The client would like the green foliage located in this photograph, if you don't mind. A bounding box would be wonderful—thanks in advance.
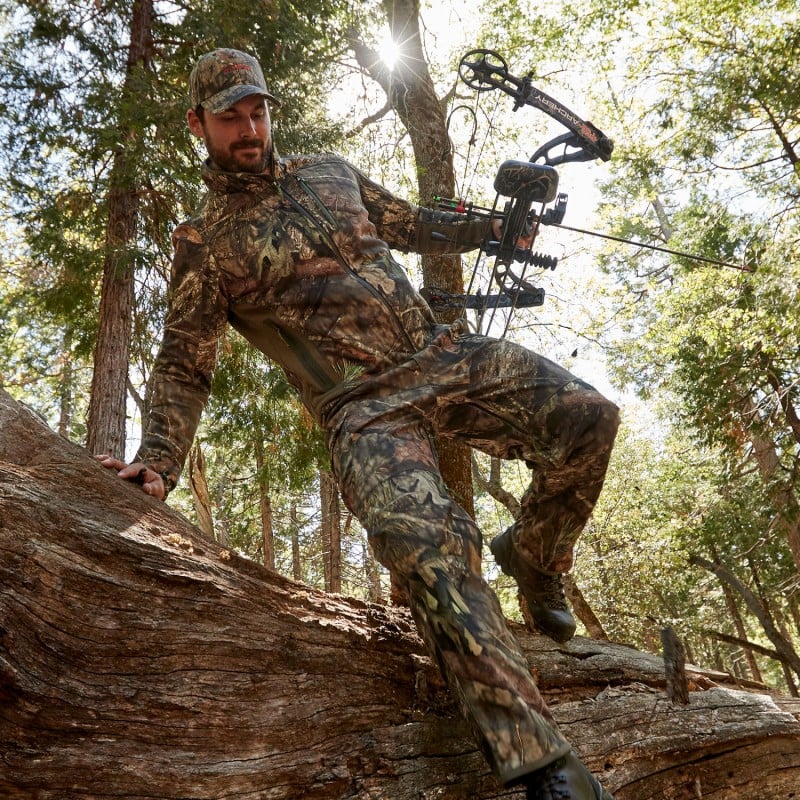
[0,0,351,429]
[0,0,370,593]
[557,0,800,688]
[204,331,327,490]
[445,1,798,690]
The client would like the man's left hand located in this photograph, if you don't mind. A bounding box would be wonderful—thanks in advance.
[491,217,533,249]
[95,454,167,500]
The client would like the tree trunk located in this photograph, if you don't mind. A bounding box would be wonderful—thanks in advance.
[188,441,214,539]
[254,437,275,570]
[85,0,154,456]
[348,0,474,517]
[739,394,800,571]
[712,543,763,684]
[2,388,800,799]
[364,533,384,603]
[564,573,609,641]
[290,501,302,581]
[57,328,75,439]
[661,626,690,705]
[321,468,342,593]
[473,456,522,519]
[690,554,800,690]
[261,487,275,569]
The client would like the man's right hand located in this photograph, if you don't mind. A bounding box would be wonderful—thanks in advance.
[95,454,166,501]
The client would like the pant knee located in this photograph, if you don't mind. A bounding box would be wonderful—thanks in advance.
[594,394,620,449]
[367,504,482,583]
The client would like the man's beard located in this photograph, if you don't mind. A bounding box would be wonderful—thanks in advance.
[206,136,271,173]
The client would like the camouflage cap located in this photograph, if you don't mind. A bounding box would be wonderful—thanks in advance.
[189,48,281,114]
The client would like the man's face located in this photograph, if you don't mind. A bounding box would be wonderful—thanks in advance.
[188,94,272,173]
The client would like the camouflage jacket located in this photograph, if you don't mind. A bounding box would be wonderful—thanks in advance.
[136,153,491,488]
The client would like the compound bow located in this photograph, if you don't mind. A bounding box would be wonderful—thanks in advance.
[424,48,749,337]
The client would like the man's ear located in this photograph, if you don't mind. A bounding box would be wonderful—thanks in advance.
[187,108,204,138]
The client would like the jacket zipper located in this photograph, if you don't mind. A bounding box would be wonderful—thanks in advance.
[291,174,418,352]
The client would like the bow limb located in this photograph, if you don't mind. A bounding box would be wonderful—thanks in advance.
[458,49,614,165]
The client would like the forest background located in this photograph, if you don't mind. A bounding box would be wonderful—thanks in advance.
[0,0,798,697]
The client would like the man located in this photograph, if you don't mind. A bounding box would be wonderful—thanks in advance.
[98,48,619,799]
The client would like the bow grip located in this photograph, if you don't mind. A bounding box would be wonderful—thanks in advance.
[493,159,559,203]
[493,160,559,263]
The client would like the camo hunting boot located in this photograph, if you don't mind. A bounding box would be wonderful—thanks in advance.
[490,529,576,643]
[525,751,616,800]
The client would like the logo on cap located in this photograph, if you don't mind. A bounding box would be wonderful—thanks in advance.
[190,48,280,114]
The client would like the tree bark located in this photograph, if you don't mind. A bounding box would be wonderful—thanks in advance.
[739,394,800,571]
[2,388,800,800]
[188,441,214,539]
[473,456,522,519]
[57,329,75,439]
[564,573,609,641]
[85,0,154,456]
[661,626,690,705]
[712,543,763,684]
[290,501,302,581]
[321,468,342,593]
[364,533,384,603]
[254,436,275,569]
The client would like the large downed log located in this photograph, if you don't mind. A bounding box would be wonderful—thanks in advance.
[1,387,799,799]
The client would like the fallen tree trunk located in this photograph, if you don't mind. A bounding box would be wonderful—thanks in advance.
[1,388,799,799]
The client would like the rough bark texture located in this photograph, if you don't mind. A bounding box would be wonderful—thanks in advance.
[1,388,800,799]
[188,442,214,539]
[85,0,154,456]
[321,468,342,594]
[661,626,690,706]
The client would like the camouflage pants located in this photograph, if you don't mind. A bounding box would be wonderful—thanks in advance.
[325,322,619,784]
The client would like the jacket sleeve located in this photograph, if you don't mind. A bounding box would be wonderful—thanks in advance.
[351,163,491,254]
[134,224,228,493]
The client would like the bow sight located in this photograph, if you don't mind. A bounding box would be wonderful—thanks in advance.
[429,49,614,336]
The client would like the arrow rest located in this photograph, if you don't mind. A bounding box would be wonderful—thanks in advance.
[542,194,568,226]
[434,157,567,336]
[434,48,620,337]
